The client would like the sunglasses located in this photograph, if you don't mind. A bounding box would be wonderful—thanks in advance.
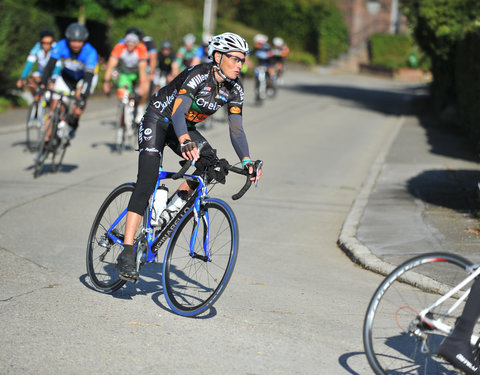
[41,41,53,45]
[224,53,246,64]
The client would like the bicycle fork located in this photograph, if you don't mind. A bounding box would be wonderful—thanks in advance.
[190,198,211,262]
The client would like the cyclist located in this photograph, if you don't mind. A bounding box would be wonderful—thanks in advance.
[175,33,198,71]
[115,32,262,280]
[39,23,99,139]
[437,277,480,374]
[252,33,275,91]
[154,40,179,91]
[191,34,212,66]
[271,37,289,82]
[103,32,149,125]
[17,29,61,95]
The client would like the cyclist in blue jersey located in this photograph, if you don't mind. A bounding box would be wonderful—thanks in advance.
[115,32,262,280]
[39,23,99,139]
[17,29,61,95]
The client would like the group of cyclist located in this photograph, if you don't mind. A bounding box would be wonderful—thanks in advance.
[18,26,290,151]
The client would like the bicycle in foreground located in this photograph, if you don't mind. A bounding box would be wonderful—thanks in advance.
[26,89,50,152]
[114,84,139,153]
[86,147,262,317]
[363,252,480,374]
[33,88,76,178]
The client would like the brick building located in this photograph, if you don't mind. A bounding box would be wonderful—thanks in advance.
[334,0,406,71]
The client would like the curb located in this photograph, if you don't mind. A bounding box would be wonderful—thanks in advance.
[337,115,404,277]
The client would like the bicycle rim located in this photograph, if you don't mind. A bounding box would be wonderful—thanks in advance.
[26,102,42,151]
[86,183,137,293]
[162,199,239,316]
[115,105,125,153]
[364,252,476,374]
[33,114,55,178]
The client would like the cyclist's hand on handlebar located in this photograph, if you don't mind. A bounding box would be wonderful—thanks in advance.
[180,139,200,161]
[242,158,263,184]
[103,81,111,96]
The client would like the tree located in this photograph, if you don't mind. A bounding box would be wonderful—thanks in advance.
[400,0,480,111]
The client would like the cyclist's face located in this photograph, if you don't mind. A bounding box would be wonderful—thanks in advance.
[69,40,84,53]
[218,51,245,80]
[126,42,137,52]
[41,36,54,52]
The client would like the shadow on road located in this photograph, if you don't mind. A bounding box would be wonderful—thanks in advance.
[80,265,218,319]
[408,169,480,212]
[284,81,479,163]
[337,351,366,374]
[284,83,426,116]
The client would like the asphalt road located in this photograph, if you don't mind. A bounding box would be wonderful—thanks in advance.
[0,70,426,374]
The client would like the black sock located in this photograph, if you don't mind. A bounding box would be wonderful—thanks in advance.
[122,244,134,254]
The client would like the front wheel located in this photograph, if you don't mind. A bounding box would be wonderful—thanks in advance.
[26,101,43,152]
[363,252,476,374]
[86,183,137,293]
[162,198,239,317]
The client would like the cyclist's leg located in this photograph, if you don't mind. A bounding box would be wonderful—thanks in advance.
[116,111,167,277]
[438,276,480,374]
[53,76,77,137]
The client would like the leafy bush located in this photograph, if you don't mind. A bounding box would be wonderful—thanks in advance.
[369,33,414,68]
[234,0,348,64]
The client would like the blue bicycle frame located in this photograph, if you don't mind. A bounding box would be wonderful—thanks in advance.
[104,168,210,264]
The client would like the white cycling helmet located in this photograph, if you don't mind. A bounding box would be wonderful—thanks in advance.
[273,37,284,47]
[208,32,249,59]
[183,33,196,45]
[253,33,268,44]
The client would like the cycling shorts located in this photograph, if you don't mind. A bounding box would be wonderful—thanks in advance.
[52,74,98,100]
[117,72,139,95]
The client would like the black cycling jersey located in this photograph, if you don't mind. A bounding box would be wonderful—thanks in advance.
[140,62,249,158]
[157,51,176,73]
[150,63,244,124]
[128,62,251,216]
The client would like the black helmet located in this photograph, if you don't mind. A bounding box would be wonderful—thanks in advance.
[161,40,172,49]
[124,27,144,39]
[39,29,55,40]
[65,23,89,42]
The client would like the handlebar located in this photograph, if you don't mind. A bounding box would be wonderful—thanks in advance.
[171,148,263,200]
[230,160,263,200]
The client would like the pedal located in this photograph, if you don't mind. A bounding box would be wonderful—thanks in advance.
[119,272,139,283]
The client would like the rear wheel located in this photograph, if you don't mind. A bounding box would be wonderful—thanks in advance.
[86,183,140,293]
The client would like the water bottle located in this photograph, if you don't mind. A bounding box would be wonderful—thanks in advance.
[159,190,189,225]
[151,186,169,227]
[57,119,67,138]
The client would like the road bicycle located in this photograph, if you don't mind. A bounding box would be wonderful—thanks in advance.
[254,65,269,105]
[114,84,139,153]
[363,252,480,374]
[26,90,50,152]
[86,146,262,317]
[33,89,76,178]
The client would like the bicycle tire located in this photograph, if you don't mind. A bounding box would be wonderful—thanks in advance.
[26,101,42,152]
[50,110,68,173]
[33,111,57,178]
[162,198,239,317]
[363,252,476,375]
[114,103,125,154]
[86,183,137,293]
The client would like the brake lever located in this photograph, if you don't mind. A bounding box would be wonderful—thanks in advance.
[191,140,207,168]
[254,160,263,188]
